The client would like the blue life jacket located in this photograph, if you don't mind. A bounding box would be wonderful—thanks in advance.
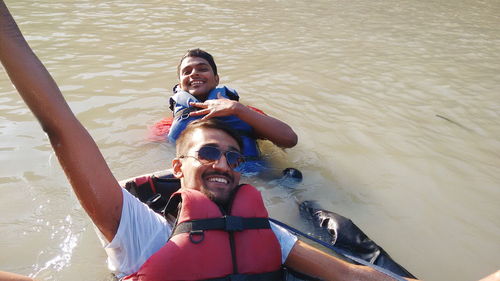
[167,85,261,161]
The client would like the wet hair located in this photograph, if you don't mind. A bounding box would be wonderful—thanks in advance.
[175,119,243,156]
[177,48,218,78]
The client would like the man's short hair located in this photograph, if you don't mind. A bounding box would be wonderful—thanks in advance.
[177,48,218,78]
[175,119,244,156]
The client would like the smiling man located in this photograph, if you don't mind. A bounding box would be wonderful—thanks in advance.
[177,53,220,98]
[116,119,294,280]
[0,2,418,280]
[173,120,242,205]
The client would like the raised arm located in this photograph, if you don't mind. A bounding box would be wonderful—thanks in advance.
[285,241,419,281]
[189,96,298,148]
[0,1,122,241]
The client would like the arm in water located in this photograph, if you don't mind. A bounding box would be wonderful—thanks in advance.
[0,271,36,281]
[0,0,122,242]
[285,241,419,281]
[189,93,298,148]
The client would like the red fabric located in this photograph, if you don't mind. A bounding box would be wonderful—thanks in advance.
[125,185,281,281]
[247,106,267,116]
[147,177,156,194]
[134,176,150,186]
[147,117,173,142]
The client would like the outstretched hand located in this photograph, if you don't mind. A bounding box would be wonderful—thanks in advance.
[188,93,240,120]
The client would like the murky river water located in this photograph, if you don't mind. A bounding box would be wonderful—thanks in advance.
[1,0,499,280]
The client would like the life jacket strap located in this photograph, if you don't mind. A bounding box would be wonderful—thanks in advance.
[203,269,283,281]
[172,216,270,236]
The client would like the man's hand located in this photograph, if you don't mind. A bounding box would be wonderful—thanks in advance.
[188,93,240,120]
[187,92,297,148]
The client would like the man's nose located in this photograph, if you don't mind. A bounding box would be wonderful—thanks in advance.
[211,154,230,171]
[190,68,202,76]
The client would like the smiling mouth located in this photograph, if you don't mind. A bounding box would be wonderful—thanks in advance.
[204,171,233,186]
[207,176,228,184]
[190,80,205,86]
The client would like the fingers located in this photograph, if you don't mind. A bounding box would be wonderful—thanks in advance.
[189,108,214,120]
[200,112,214,120]
[189,101,207,108]
[189,108,210,117]
[187,98,236,119]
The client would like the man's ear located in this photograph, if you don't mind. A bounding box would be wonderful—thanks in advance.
[172,158,183,178]
[215,74,219,86]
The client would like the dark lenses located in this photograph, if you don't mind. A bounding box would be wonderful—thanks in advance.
[197,146,244,169]
[197,146,221,162]
[225,151,245,169]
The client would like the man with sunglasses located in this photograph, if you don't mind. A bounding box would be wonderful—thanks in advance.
[0,2,418,280]
[113,119,294,280]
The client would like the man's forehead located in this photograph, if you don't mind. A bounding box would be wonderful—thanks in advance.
[188,128,240,151]
[180,57,210,69]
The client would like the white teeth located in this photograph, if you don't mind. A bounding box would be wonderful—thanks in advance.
[191,81,204,85]
[208,177,228,184]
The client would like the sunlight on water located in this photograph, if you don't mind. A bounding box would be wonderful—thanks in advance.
[0,0,499,280]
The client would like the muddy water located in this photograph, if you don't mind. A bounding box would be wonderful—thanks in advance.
[1,0,499,280]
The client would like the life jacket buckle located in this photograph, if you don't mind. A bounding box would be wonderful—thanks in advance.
[180,111,191,120]
[189,230,205,244]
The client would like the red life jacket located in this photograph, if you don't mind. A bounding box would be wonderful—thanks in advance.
[124,184,282,281]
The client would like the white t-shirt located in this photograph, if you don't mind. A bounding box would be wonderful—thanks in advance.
[97,188,298,279]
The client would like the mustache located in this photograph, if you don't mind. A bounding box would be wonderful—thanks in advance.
[203,171,234,182]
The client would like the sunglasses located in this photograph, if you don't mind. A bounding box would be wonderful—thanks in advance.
[179,146,245,170]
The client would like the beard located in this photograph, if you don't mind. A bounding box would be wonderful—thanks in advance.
[201,184,238,211]
[200,170,237,207]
